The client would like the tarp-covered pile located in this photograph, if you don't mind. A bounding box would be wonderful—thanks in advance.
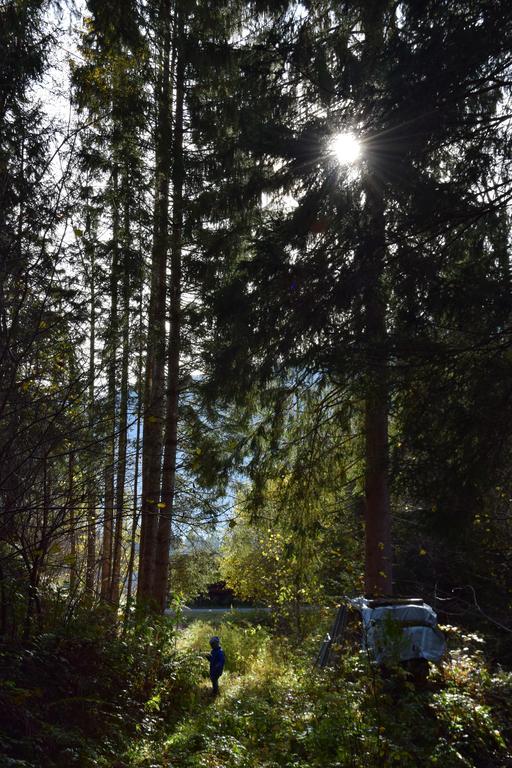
[349,598,446,663]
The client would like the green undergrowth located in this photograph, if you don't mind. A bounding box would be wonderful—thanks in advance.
[1,612,511,768]
[0,609,202,768]
[127,619,512,768]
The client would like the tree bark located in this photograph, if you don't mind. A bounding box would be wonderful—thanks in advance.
[138,0,174,605]
[126,263,144,614]
[110,190,131,607]
[361,1,393,597]
[85,211,97,598]
[100,166,119,602]
[126,350,142,611]
[68,450,77,593]
[154,17,184,612]
[362,184,392,596]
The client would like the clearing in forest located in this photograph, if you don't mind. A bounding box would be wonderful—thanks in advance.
[126,618,512,768]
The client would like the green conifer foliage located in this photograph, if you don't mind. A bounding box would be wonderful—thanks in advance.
[192,0,512,595]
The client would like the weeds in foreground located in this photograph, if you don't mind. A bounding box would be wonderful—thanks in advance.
[127,619,512,768]
[1,612,510,767]
[0,609,202,767]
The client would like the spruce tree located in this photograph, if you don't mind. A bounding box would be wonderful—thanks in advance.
[192,0,512,597]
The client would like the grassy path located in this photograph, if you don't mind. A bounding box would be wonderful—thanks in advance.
[126,619,325,768]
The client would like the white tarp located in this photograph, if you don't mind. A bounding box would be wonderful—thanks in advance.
[349,598,446,663]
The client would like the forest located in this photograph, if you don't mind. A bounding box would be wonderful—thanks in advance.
[1,0,512,766]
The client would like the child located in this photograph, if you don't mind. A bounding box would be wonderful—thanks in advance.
[206,636,225,696]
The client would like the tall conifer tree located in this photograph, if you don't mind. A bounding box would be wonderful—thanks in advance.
[192,0,512,596]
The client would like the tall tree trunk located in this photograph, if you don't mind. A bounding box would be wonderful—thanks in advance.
[362,178,392,596]
[138,0,174,605]
[68,450,77,593]
[0,562,7,637]
[155,19,184,612]
[101,465,115,600]
[361,1,392,597]
[101,166,119,602]
[126,280,144,613]
[110,192,131,607]
[85,213,97,597]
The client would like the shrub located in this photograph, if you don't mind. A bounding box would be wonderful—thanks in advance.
[0,610,202,767]
[180,619,272,675]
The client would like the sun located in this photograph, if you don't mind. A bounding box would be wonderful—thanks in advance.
[329,132,362,165]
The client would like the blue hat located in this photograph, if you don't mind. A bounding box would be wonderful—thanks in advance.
[209,636,220,647]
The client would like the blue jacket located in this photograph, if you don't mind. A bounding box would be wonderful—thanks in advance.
[209,646,225,679]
